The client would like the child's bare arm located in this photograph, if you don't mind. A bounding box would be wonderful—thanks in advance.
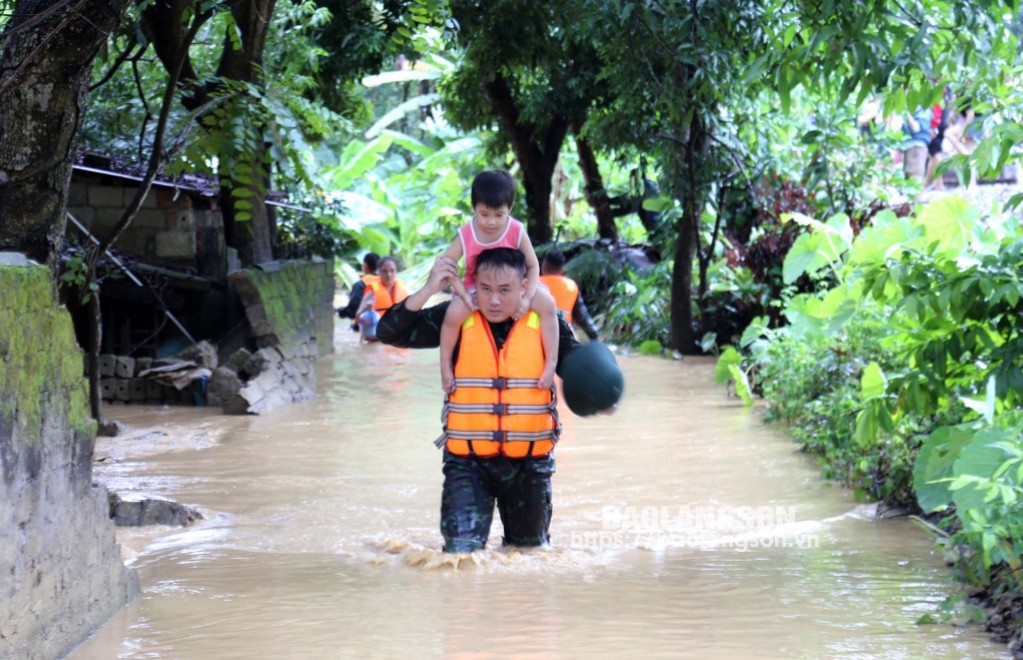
[441,236,473,308]
[355,289,374,316]
[518,231,541,302]
[441,237,464,264]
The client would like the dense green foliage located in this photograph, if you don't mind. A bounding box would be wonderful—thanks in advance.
[11,0,1020,642]
[719,194,1023,622]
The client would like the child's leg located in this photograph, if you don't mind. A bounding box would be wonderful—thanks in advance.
[358,310,380,343]
[440,297,473,393]
[530,288,559,390]
[449,277,475,310]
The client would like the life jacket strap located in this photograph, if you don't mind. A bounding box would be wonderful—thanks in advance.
[444,429,557,442]
[444,402,556,415]
[452,377,540,390]
[437,386,561,451]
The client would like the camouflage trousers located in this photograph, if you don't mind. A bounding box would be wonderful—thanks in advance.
[440,451,556,553]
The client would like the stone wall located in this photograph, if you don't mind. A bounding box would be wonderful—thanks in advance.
[224,259,335,414]
[0,264,138,658]
[230,259,335,355]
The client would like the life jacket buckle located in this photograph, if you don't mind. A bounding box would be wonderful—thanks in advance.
[492,430,506,442]
[492,403,508,415]
[492,377,507,390]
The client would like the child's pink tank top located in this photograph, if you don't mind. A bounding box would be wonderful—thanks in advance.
[458,218,524,288]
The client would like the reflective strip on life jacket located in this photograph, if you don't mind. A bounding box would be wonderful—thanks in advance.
[451,377,540,389]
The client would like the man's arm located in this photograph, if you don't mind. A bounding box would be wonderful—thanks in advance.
[517,231,542,304]
[554,312,582,375]
[377,300,450,348]
[378,256,581,360]
[572,295,600,341]
[377,256,459,348]
[337,280,365,319]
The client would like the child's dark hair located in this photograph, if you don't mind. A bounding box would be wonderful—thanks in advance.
[363,252,380,271]
[542,250,566,270]
[471,170,516,209]
[475,247,526,278]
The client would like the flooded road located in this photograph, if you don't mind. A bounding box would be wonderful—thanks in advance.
[70,323,1008,658]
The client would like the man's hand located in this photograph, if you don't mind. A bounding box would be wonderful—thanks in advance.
[428,255,459,292]
[406,256,459,312]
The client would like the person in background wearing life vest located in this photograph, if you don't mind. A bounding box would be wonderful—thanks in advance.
[539,251,600,342]
[355,256,407,343]
[337,252,380,331]
[377,248,610,553]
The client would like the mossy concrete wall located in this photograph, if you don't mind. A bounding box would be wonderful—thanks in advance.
[229,258,335,356]
[224,259,334,414]
[0,264,138,658]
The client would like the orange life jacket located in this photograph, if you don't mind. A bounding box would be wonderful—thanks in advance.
[366,279,407,311]
[360,273,380,286]
[540,274,579,323]
[439,311,560,458]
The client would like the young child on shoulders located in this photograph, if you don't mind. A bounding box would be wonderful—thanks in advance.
[438,170,558,393]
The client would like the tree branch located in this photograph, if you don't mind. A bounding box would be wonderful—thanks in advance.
[92,7,210,261]
[88,37,144,92]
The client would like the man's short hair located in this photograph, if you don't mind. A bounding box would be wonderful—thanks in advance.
[542,250,566,271]
[471,170,516,209]
[363,252,380,271]
[475,247,526,279]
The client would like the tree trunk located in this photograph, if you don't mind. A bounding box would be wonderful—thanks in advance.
[0,0,132,263]
[215,0,276,266]
[669,115,707,355]
[87,292,103,421]
[143,0,277,266]
[670,199,699,353]
[571,119,617,242]
[482,74,568,246]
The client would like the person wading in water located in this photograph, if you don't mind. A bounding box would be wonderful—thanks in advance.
[377,248,621,552]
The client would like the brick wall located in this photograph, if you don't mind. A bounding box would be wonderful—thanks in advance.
[67,177,224,271]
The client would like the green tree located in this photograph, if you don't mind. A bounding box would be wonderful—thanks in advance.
[83,0,447,266]
[0,0,132,262]
[589,0,1018,353]
[441,0,611,245]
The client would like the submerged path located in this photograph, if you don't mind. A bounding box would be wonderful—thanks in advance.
[70,323,1008,657]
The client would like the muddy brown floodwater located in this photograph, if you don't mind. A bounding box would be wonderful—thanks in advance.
[69,323,1009,658]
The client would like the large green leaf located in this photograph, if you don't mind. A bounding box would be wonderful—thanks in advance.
[913,425,975,512]
[334,192,394,229]
[378,129,434,157]
[783,231,824,284]
[951,428,1014,511]
[781,213,852,284]
[365,94,441,138]
[860,362,886,400]
[917,195,981,255]
[716,346,742,384]
[328,136,394,189]
[847,211,920,266]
